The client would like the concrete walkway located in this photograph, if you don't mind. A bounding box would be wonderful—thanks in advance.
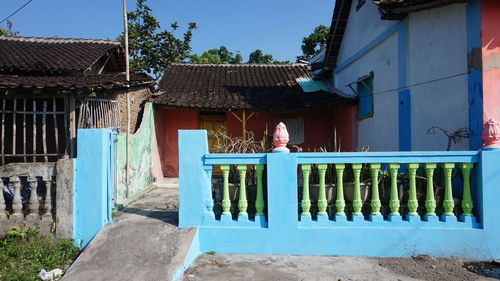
[62,185,499,281]
[63,186,195,281]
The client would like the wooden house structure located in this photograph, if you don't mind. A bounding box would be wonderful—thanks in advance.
[0,36,154,165]
[154,63,357,177]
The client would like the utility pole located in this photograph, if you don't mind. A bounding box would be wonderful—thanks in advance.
[122,0,131,198]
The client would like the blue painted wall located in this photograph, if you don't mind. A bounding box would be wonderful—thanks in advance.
[467,0,483,150]
[398,19,411,151]
[179,130,500,259]
[73,129,115,248]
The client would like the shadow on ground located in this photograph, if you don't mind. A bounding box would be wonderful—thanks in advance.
[120,208,178,225]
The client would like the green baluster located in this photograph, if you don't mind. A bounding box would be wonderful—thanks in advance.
[237,165,248,216]
[460,163,474,216]
[370,163,381,215]
[301,164,312,216]
[255,164,265,216]
[221,165,231,215]
[424,163,437,216]
[442,163,455,216]
[407,163,419,216]
[335,164,346,215]
[352,164,363,215]
[388,163,400,215]
[317,164,328,215]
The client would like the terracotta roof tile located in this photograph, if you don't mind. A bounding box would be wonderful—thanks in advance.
[0,36,154,90]
[0,36,123,74]
[155,63,355,111]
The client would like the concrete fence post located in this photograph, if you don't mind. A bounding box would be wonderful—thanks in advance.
[178,130,212,227]
[267,122,298,251]
[73,129,115,248]
[479,148,500,258]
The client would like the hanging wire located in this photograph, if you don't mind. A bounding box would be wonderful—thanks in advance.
[350,71,469,98]
[0,0,35,24]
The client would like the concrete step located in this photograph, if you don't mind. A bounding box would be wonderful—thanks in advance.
[153,177,179,189]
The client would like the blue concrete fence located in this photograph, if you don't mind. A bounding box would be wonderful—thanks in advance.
[179,130,500,259]
[73,129,115,247]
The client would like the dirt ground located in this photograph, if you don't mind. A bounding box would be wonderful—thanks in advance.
[184,254,500,281]
[378,255,500,281]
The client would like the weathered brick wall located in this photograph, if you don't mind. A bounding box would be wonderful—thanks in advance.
[114,86,153,133]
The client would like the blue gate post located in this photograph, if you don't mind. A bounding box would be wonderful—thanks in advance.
[266,122,299,253]
[73,129,115,248]
[267,152,298,253]
[479,148,500,258]
[178,130,214,227]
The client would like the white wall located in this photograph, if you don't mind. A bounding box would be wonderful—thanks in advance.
[336,1,399,151]
[408,4,469,151]
[333,1,469,151]
[337,1,396,61]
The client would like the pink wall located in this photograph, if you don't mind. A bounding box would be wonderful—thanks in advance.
[227,108,357,152]
[482,1,500,127]
[155,107,357,177]
[155,108,198,177]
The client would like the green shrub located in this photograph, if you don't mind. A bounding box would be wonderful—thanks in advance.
[0,226,80,281]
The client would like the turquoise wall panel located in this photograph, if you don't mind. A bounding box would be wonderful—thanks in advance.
[73,129,114,248]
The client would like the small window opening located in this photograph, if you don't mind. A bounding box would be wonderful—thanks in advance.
[357,73,374,119]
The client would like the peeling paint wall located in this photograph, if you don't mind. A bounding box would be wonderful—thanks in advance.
[115,102,155,206]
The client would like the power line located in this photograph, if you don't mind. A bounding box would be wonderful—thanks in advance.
[347,71,469,98]
[0,0,34,25]
[371,71,469,97]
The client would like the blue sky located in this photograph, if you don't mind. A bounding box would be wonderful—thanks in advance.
[1,0,335,62]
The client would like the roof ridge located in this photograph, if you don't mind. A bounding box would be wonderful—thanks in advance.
[0,36,120,45]
[170,63,307,67]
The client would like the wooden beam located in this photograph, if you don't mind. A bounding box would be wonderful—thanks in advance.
[53,98,59,155]
[1,99,5,165]
[42,101,48,162]
[33,100,37,162]
[230,110,256,141]
[63,94,69,157]
[68,94,76,158]
[12,99,16,155]
[23,99,26,162]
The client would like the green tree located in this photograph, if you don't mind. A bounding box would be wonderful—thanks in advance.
[188,46,243,64]
[120,0,197,80]
[297,24,330,61]
[0,20,18,36]
[248,49,273,64]
[248,49,289,64]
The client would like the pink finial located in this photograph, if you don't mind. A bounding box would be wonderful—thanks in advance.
[482,119,500,148]
[273,122,289,153]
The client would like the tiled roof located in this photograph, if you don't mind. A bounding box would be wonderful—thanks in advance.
[0,36,124,74]
[321,0,353,70]
[373,0,470,20]
[155,63,355,111]
[0,36,154,90]
[0,73,152,90]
